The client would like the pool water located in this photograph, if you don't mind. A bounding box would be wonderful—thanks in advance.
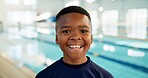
[0,33,148,78]
[27,34,148,78]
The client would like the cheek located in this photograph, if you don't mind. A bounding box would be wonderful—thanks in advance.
[88,39,92,45]
[58,35,68,43]
[85,36,92,43]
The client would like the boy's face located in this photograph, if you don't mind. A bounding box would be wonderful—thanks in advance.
[56,13,92,61]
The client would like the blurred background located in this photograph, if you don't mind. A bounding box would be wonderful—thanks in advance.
[0,0,148,78]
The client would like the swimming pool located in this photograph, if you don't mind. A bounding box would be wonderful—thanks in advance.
[0,32,147,78]
[24,33,148,78]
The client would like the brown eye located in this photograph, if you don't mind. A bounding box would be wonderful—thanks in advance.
[62,30,70,33]
[81,30,88,33]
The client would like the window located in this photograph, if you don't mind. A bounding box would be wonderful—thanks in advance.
[126,9,147,39]
[65,0,79,7]
[5,0,20,5]
[23,0,36,6]
[90,10,99,34]
[102,10,118,36]
[6,11,36,25]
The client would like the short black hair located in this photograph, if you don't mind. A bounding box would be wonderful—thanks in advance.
[56,6,91,22]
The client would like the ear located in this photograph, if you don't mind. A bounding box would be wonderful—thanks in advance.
[56,35,59,44]
[91,35,93,44]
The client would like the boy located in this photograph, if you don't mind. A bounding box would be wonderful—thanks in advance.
[35,6,113,78]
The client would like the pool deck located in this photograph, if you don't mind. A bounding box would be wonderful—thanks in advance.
[0,54,35,78]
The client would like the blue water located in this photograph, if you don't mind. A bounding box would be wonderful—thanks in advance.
[23,33,148,78]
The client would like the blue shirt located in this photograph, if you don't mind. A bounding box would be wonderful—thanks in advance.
[35,57,113,78]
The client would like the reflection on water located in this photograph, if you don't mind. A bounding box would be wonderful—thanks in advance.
[6,41,54,68]
[8,45,23,60]
[21,27,38,38]
[103,44,116,52]
[26,43,39,57]
[7,27,38,39]
[128,49,145,57]
[8,34,22,39]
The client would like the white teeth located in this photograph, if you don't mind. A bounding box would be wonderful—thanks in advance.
[69,45,82,48]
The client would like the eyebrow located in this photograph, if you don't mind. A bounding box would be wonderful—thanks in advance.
[79,25,90,29]
[59,25,91,29]
[60,25,71,29]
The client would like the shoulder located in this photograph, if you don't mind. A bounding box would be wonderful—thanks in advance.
[35,59,61,78]
[91,60,114,78]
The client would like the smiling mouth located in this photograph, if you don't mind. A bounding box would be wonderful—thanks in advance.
[68,45,83,49]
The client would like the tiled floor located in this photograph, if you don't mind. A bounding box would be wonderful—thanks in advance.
[0,55,35,78]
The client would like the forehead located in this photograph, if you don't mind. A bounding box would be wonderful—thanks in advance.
[56,13,91,28]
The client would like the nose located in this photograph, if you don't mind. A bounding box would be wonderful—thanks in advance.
[69,31,82,40]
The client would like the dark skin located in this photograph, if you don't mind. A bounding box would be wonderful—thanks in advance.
[56,13,93,65]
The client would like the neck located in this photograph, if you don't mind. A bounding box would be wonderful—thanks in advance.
[63,56,87,65]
